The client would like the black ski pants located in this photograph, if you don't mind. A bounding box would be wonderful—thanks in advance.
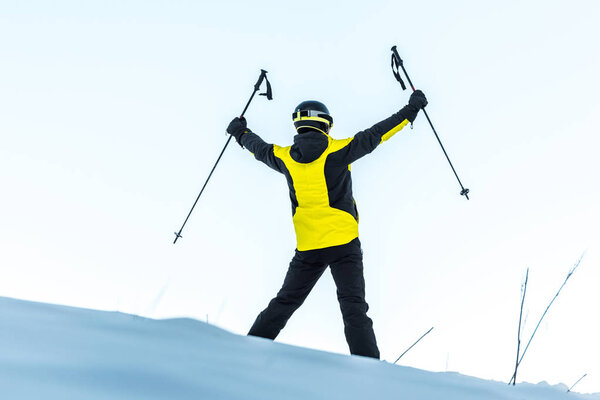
[248,238,379,359]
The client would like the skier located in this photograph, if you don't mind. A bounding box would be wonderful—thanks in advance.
[226,90,428,359]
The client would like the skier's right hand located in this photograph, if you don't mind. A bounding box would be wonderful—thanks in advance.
[408,90,428,110]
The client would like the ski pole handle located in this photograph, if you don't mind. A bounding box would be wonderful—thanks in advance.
[391,46,415,91]
[239,69,272,118]
[254,69,268,91]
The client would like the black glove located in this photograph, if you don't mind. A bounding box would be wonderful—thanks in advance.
[226,117,250,146]
[408,90,428,110]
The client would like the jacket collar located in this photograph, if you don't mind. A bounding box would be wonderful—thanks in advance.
[290,129,330,163]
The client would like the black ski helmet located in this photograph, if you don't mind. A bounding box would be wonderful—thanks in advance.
[292,100,333,134]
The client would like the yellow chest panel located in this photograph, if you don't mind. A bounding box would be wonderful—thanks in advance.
[273,137,358,251]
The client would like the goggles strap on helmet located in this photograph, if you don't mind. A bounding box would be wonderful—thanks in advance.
[292,110,333,128]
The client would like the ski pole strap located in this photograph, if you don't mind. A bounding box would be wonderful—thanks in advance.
[255,69,273,100]
[261,74,273,99]
[391,52,407,90]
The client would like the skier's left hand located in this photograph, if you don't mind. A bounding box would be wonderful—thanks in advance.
[227,117,247,138]
[227,117,252,148]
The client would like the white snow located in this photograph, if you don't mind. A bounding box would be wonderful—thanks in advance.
[1,296,598,400]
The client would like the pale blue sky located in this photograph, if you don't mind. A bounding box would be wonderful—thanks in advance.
[1,0,599,393]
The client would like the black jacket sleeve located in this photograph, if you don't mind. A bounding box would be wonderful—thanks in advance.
[335,104,419,165]
[239,130,283,173]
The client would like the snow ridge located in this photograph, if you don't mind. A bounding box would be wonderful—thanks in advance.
[0,296,598,400]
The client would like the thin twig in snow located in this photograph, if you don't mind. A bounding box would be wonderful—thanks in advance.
[510,268,529,385]
[394,327,434,364]
[509,252,586,385]
[567,373,588,393]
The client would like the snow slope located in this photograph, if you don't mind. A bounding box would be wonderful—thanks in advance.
[0,296,597,400]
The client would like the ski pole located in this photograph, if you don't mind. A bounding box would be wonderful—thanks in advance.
[173,69,273,244]
[390,46,470,200]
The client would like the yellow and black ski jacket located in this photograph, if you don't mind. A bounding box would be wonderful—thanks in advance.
[239,104,418,251]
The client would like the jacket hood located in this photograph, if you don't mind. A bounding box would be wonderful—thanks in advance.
[289,130,330,163]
